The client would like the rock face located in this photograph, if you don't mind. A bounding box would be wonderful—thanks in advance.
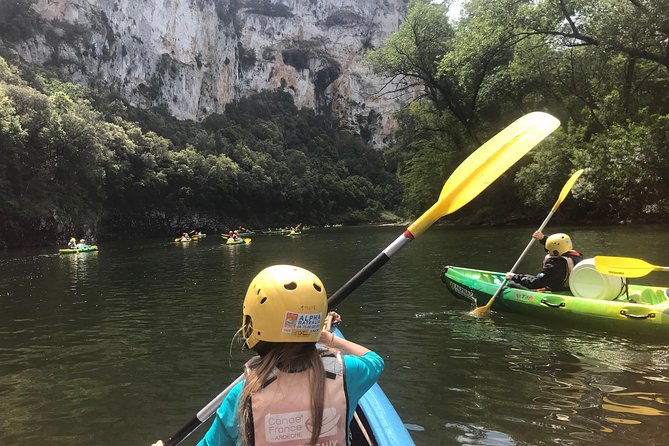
[1,0,409,147]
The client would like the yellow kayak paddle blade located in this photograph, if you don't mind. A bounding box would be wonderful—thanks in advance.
[408,112,560,237]
[594,256,669,278]
[553,169,584,212]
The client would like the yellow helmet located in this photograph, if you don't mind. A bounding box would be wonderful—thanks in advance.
[242,265,327,349]
[545,233,573,256]
[69,237,76,243]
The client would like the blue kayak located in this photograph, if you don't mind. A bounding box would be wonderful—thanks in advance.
[334,327,415,445]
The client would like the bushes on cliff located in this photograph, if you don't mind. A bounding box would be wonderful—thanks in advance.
[0,57,398,245]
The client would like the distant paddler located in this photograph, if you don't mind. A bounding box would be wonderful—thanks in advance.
[175,232,192,242]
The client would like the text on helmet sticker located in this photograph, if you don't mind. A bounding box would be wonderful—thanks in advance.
[282,312,322,335]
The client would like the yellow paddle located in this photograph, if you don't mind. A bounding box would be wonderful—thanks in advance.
[328,112,561,307]
[594,256,669,278]
[161,111,561,446]
[470,168,585,316]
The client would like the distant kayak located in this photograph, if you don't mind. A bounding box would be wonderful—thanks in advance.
[260,228,291,235]
[287,231,303,236]
[226,238,251,245]
[174,237,196,242]
[59,245,98,254]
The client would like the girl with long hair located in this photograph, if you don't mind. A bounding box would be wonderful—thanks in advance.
[153,264,383,446]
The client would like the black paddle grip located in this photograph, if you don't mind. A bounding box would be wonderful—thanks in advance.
[327,252,390,309]
[166,415,201,446]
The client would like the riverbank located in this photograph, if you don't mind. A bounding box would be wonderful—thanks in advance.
[3,213,666,250]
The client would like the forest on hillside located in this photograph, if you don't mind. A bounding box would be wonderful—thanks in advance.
[370,0,668,223]
[0,57,400,247]
[1,0,667,248]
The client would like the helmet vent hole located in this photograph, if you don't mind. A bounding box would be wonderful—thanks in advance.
[256,288,261,295]
[260,297,267,304]
[284,282,297,290]
[313,283,322,292]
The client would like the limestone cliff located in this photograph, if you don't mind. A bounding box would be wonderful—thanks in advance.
[0,0,410,146]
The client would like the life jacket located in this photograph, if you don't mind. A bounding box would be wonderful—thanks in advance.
[543,250,582,289]
[249,352,348,446]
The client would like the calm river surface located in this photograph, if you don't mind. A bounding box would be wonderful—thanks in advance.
[1,225,668,446]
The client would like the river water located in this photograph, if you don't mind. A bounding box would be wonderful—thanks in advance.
[0,225,668,446]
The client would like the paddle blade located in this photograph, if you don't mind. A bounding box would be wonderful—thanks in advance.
[594,256,657,278]
[408,112,560,237]
[552,169,584,212]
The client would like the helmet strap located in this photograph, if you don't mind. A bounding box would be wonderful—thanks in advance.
[252,341,272,356]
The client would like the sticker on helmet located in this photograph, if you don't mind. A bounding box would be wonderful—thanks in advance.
[282,312,322,334]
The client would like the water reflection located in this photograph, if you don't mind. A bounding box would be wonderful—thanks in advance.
[60,251,98,293]
[494,327,669,442]
[444,422,516,445]
[0,226,668,446]
[603,391,669,417]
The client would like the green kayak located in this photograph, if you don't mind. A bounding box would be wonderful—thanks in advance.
[59,245,99,254]
[441,264,669,335]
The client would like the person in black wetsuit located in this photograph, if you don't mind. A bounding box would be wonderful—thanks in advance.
[505,231,583,291]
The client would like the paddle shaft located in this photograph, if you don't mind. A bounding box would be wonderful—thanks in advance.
[475,168,583,313]
[165,375,244,446]
[481,210,555,310]
[328,231,413,308]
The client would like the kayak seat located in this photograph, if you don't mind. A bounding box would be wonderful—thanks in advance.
[638,288,667,305]
[481,273,498,285]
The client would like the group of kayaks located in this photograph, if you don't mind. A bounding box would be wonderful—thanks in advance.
[176,229,302,245]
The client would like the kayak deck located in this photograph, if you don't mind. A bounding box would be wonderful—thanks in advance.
[225,238,251,245]
[59,246,98,254]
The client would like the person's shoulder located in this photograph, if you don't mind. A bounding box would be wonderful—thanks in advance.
[343,352,384,404]
[215,378,245,417]
[544,256,564,265]
[344,351,384,374]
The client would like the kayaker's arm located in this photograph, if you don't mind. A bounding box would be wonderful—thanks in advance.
[319,329,370,357]
[509,272,550,289]
[508,257,568,290]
